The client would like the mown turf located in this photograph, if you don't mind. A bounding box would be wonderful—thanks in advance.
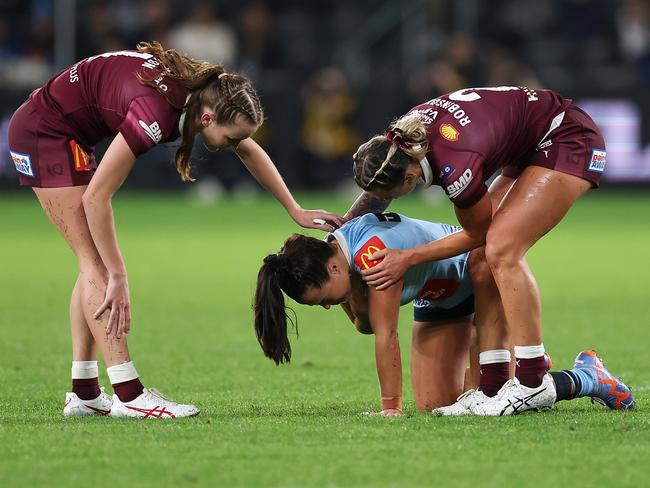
[1,189,648,487]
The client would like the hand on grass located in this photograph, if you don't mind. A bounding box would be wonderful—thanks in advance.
[363,409,403,417]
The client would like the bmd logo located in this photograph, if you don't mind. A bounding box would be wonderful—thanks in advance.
[446,169,473,198]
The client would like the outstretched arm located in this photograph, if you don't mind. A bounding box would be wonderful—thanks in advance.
[235,138,342,231]
[362,192,493,289]
[343,191,391,221]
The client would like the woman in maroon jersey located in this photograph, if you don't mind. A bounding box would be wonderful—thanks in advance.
[345,86,606,415]
[7,42,340,419]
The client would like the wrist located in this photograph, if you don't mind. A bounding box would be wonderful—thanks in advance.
[381,395,402,411]
[406,249,418,267]
[109,268,127,280]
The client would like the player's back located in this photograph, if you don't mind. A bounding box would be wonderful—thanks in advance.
[30,51,186,151]
[331,213,472,308]
[411,86,572,182]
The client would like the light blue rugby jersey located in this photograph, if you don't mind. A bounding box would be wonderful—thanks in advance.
[330,213,473,308]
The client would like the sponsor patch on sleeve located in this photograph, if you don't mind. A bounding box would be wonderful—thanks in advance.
[353,236,387,270]
[445,168,473,198]
[417,279,460,301]
[10,150,35,178]
[588,149,606,173]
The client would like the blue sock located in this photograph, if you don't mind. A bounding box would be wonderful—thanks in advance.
[571,367,595,397]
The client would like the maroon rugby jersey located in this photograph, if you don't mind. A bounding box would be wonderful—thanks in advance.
[408,87,572,208]
[29,50,188,156]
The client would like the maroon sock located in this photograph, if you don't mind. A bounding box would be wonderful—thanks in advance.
[479,362,510,397]
[515,356,548,388]
[113,378,144,403]
[72,377,101,400]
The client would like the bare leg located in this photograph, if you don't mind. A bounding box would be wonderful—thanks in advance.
[463,325,480,391]
[70,274,96,361]
[484,166,591,346]
[33,186,131,367]
[410,317,472,411]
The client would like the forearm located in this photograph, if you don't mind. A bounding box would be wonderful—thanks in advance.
[409,229,485,266]
[374,332,403,410]
[236,140,299,215]
[82,196,126,276]
[344,192,391,220]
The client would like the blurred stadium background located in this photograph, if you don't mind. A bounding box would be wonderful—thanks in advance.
[2,3,649,486]
[1,0,650,192]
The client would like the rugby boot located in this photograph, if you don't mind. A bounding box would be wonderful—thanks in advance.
[64,387,112,417]
[432,389,491,416]
[471,374,557,416]
[573,350,635,410]
[110,387,200,419]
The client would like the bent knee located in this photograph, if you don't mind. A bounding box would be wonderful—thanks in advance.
[484,232,527,272]
[468,248,493,286]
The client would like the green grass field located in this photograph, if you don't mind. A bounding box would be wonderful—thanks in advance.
[1,190,649,487]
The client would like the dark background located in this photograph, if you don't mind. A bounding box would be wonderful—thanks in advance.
[1,0,649,191]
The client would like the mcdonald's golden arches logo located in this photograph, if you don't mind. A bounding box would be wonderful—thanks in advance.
[354,236,387,270]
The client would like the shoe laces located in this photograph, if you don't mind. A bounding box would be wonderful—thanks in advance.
[455,389,476,402]
[495,378,520,399]
[145,388,172,403]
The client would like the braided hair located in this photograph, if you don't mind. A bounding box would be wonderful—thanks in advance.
[135,41,264,181]
[353,113,429,192]
[254,234,335,365]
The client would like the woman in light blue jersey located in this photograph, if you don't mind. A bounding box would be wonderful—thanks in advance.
[254,212,479,414]
[254,212,635,415]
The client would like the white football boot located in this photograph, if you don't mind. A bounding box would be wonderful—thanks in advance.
[471,374,557,416]
[432,389,492,416]
[64,387,112,417]
[110,388,200,419]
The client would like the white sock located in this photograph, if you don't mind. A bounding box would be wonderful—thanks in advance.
[479,349,511,365]
[514,344,545,359]
[71,360,99,379]
[106,361,139,384]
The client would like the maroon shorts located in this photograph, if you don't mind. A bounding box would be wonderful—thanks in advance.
[7,100,96,187]
[502,104,606,187]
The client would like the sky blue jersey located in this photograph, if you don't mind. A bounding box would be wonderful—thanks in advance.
[330,213,472,308]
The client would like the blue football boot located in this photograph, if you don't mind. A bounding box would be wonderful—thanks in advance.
[573,350,635,410]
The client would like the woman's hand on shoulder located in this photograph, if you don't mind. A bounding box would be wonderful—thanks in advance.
[361,248,412,290]
[290,207,343,232]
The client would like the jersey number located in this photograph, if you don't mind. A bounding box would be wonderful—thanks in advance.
[373,212,401,222]
[448,86,520,102]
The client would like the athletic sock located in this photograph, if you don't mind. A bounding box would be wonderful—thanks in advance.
[71,360,101,400]
[514,344,548,388]
[550,370,583,402]
[569,367,594,397]
[479,349,511,397]
[107,361,144,402]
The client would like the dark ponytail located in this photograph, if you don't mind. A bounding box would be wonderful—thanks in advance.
[254,235,336,365]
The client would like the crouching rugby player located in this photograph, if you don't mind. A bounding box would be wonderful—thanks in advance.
[254,213,635,415]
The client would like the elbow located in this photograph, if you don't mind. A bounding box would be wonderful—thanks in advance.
[81,190,109,211]
[467,230,487,248]
[375,329,399,344]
